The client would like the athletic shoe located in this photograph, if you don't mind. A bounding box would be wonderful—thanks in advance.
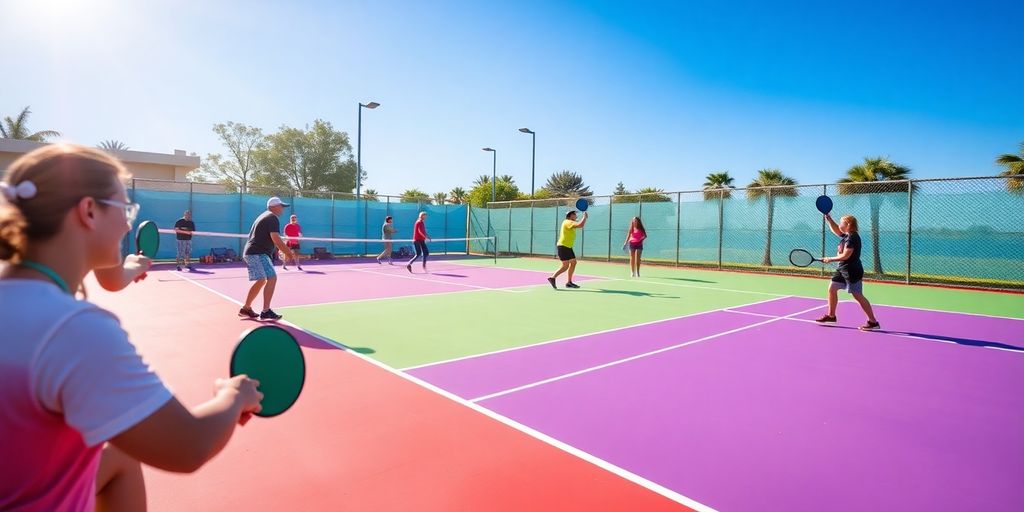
[547,277,557,289]
[260,309,283,321]
[376,258,382,265]
[186,264,194,271]
[176,265,182,272]
[815,315,837,323]
[238,307,258,319]
[297,265,303,271]
[406,264,413,273]
[859,321,881,331]
[566,282,580,289]
[282,265,288,270]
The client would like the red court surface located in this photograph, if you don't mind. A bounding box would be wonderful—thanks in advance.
[88,275,692,511]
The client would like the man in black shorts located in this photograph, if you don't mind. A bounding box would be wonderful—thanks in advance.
[173,210,195,271]
[548,210,588,289]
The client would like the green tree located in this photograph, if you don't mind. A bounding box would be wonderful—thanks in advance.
[363,188,380,201]
[255,119,357,193]
[448,187,468,204]
[746,169,798,266]
[837,157,912,274]
[400,188,430,203]
[98,140,130,152]
[473,174,491,186]
[191,122,266,193]
[703,171,735,200]
[1,106,60,141]
[467,177,522,207]
[540,170,592,198]
[432,192,448,205]
[996,141,1024,194]
[635,187,672,202]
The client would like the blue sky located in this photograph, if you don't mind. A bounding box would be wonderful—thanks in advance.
[2,0,1021,197]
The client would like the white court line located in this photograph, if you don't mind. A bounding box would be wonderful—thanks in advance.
[278,282,551,309]
[351,267,529,293]
[469,304,825,403]
[609,277,786,297]
[401,294,794,371]
[168,267,720,510]
[723,308,1024,355]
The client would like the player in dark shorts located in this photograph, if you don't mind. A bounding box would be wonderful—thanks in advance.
[816,214,880,330]
[548,210,588,289]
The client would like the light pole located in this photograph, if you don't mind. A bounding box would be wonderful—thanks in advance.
[518,128,535,198]
[356,101,379,199]
[482,147,496,202]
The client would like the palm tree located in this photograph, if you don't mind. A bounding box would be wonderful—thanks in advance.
[432,192,448,205]
[1,106,60,141]
[498,174,516,184]
[98,140,130,152]
[473,175,491,186]
[400,188,430,204]
[449,187,467,204]
[837,157,912,274]
[363,188,379,201]
[635,187,672,202]
[996,141,1024,194]
[542,170,592,198]
[746,169,798,266]
[702,171,735,200]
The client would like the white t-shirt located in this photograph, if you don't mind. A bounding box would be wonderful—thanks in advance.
[0,279,173,511]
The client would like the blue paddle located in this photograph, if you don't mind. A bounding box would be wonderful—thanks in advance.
[815,195,833,215]
[575,198,589,212]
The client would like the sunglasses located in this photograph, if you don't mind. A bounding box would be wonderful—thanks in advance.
[97,198,141,225]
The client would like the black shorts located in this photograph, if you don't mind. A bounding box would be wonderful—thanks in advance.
[287,243,300,251]
[556,245,576,261]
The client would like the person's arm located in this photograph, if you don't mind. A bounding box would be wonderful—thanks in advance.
[824,215,842,237]
[823,247,854,264]
[93,254,152,291]
[574,212,589,228]
[270,232,291,254]
[110,376,262,473]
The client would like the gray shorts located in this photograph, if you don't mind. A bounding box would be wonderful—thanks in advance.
[244,254,276,281]
[176,240,192,261]
[829,279,863,294]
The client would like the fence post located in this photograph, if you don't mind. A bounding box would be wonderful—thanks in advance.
[675,192,681,267]
[444,203,449,256]
[529,201,535,256]
[189,182,194,212]
[906,180,913,284]
[554,205,559,256]
[238,190,244,256]
[821,185,827,277]
[508,202,513,255]
[363,197,369,257]
[717,189,724,270]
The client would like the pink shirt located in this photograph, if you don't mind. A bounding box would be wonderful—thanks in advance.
[413,220,428,241]
[0,280,172,511]
[628,227,647,244]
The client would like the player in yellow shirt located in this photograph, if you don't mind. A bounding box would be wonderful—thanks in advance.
[547,210,588,289]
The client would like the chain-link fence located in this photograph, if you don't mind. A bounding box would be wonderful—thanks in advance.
[129,179,470,260]
[473,176,1024,291]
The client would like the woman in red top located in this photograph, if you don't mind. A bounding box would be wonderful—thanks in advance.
[621,216,647,277]
[282,214,303,271]
[405,212,431,273]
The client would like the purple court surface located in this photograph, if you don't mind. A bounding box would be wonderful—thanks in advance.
[409,296,1024,512]
[160,259,593,307]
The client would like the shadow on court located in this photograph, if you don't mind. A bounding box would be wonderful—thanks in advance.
[660,277,716,283]
[431,273,468,278]
[822,325,1024,352]
[570,288,678,299]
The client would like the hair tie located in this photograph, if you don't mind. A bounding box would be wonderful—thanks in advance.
[0,181,38,202]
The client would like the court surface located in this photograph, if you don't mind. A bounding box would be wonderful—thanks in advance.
[89,255,1024,511]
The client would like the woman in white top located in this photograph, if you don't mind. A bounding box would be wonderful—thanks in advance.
[0,144,263,511]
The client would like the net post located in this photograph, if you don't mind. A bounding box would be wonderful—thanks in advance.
[906,180,913,284]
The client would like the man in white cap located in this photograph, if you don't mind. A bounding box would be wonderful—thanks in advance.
[238,196,294,320]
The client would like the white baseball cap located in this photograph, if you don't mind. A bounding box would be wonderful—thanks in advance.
[267,196,290,208]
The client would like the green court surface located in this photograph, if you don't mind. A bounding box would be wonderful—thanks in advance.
[281,257,1024,368]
